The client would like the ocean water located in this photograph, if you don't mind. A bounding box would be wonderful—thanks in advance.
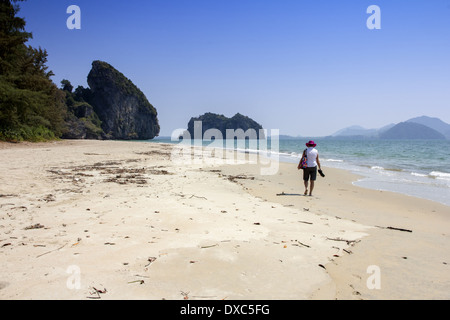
[274,139,450,207]
[151,137,450,207]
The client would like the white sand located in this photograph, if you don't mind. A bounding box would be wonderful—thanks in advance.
[218,161,450,300]
[1,140,448,300]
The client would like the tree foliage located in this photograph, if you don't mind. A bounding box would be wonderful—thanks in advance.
[0,0,64,142]
[60,79,104,140]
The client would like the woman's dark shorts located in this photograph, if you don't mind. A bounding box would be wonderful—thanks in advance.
[303,166,317,181]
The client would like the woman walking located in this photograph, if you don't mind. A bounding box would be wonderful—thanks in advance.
[300,140,322,196]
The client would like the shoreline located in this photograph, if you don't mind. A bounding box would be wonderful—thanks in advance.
[151,139,450,208]
[1,140,449,300]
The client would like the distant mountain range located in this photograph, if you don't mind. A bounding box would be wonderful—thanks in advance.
[329,116,450,140]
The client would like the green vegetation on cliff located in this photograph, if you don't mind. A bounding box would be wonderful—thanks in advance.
[60,79,104,140]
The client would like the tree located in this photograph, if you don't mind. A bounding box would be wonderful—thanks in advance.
[0,0,64,141]
[61,79,73,93]
[0,0,32,76]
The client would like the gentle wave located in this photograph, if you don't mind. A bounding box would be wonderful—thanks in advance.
[411,172,428,177]
[429,171,450,181]
[323,159,344,162]
[371,166,404,172]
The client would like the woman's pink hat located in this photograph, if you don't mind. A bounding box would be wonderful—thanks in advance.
[306,140,317,147]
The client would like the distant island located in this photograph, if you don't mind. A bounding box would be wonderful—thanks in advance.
[379,122,446,140]
[186,113,265,139]
[327,116,450,140]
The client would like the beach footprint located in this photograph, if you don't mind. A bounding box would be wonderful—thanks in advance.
[0,281,9,290]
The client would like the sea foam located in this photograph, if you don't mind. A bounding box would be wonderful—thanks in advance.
[429,171,450,181]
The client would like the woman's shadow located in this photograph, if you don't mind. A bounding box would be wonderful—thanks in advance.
[276,192,303,196]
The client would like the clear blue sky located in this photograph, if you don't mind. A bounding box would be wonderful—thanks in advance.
[19,0,450,137]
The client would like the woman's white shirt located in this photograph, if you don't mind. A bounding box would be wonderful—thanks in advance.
[306,147,318,168]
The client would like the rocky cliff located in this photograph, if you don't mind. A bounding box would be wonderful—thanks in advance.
[86,61,160,140]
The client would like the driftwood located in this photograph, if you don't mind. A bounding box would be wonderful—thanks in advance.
[174,193,207,200]
[87,287,107,299]
[25,223,45,230]
[36,243,67,258]
[189,194,208,200]
[144,257,157,267]
[326,237,360,245]
[376,226,413,233]
[227,175,255,183]
[386,226,413,233]
[201,244,218,249]
[294,241,310,248]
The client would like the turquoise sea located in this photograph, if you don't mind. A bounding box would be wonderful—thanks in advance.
[274,139,450,207]
[151,137,450,207]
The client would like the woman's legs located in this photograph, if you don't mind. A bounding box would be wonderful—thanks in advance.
[309,180,315,196]
[304,180,315,196]
[303,167,317,196]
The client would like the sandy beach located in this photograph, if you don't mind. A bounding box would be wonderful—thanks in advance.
[0,140,449,300]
